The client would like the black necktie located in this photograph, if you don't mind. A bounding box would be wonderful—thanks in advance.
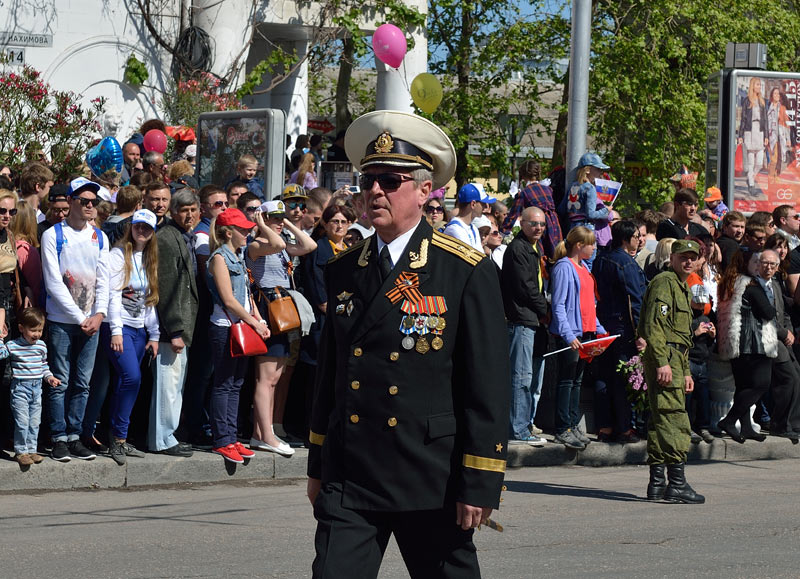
[379,245,393,281]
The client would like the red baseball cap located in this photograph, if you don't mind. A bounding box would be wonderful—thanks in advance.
[215,208,256,229]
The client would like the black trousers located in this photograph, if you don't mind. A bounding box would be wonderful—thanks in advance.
[312,483,480,579]
[770,359,800,432]
[728,355,773,428]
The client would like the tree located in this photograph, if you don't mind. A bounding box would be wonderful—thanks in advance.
[426,0,568,188]
[588,0,800,209]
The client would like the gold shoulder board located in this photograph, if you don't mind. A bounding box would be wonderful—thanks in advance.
[328,239,368,263]
[432,232,485,266]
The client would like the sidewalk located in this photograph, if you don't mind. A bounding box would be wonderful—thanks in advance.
[0,435,798,492]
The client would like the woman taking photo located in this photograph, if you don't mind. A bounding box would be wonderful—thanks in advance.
[246,200,316,457]
[549,226,606,450]
[104,209,160,465]
[717,250,779,443]
[207,208,270,464]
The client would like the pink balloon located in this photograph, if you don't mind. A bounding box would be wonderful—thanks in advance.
[143,129,167,154]
[372,23,407,69]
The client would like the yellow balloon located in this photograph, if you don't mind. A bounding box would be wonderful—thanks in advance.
[411,73,443,114]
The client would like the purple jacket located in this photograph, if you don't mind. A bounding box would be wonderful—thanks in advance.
[549,257,606,344]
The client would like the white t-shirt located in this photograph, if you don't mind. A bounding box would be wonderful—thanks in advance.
[443,217,482,252]
[107,248,160,339]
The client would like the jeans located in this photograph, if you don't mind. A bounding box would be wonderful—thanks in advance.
[81,325,113,439]
[10,378,43,454]
[687,360,711,430]
[105,325,148,439]
[508,324,545,440]
[209,324,249,447]
[148,343,189,451]
[47,321,99,442]
[555,336,589,433]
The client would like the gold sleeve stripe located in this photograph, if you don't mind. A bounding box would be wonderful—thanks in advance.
[463,454,506,473]
[309,431,326,446]
[328,239,367,263]
[432,232,485,265]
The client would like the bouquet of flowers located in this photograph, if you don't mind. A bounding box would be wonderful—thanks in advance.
[617,355,647,414]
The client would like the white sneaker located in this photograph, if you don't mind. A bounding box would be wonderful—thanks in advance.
[509,435,547,447]
[249,438,295,457]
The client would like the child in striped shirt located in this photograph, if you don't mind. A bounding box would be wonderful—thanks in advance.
[0,307,60,466]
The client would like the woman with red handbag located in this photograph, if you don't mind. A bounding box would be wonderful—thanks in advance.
[207,208,270,464]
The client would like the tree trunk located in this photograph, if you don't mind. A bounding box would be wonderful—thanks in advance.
[335,35,355,133]
[551,62,570,170]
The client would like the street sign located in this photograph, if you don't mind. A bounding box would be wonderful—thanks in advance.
[0,32,52,47]
[4,47,24,65]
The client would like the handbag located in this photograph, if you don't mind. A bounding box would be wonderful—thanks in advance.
[229,319,268,357]
[266,286,301,335]
[734,143,744,174]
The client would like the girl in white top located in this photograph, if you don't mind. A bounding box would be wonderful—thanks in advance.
[102,209,160,465]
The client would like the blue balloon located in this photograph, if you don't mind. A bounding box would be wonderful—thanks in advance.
[86,136,123,177]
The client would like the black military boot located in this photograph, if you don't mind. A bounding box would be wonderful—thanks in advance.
[663,463,705,504]
[646,464,667,500]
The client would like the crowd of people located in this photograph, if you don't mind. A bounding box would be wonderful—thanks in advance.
[0,121,798,472]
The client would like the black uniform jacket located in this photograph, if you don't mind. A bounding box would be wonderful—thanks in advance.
[307,219,510,512]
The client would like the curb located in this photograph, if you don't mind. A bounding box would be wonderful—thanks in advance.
[1,435,798,492]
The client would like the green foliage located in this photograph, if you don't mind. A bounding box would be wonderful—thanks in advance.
[123,54,149,87]
[236,47,299,99]
[427,0,568,187]
[589,0,800,208]
[0,57,105,180]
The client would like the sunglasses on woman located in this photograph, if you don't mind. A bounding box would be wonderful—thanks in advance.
[358,173,415,192]
[0,208,17,216]
[425,205,444,214]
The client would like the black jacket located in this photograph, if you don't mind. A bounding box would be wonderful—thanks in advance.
[500,232,548,326]
[307,220,510,512]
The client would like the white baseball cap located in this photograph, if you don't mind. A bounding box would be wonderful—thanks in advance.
[131,208,158,230]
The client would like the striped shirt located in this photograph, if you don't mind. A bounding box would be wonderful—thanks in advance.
[0,338,53,380]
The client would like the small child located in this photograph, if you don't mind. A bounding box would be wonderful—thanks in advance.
[231,153,264,201]
[703,186,728,220]
[0,307,60,466]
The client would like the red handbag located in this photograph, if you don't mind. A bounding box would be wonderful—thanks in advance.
[734,143,744,174]
[229,320,268,357]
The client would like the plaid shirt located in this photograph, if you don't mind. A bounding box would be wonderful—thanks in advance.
[502,183,563,259]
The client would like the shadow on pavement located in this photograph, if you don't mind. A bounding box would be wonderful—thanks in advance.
[504,480,643,502]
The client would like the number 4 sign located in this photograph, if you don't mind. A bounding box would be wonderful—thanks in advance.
[5,47,24,65]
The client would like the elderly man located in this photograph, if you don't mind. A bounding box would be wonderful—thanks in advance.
[501,206,549,446]
[142,151,167,182]
[307,110,510,578]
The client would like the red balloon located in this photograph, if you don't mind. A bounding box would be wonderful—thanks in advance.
[143,129,167,154]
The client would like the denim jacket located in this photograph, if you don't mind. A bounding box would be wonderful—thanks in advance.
[206,244,248,312]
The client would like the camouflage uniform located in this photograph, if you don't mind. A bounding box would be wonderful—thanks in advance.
[637,269,693,464]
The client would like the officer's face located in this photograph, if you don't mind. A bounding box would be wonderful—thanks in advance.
[670,252,697,278]
[363,166,430,241]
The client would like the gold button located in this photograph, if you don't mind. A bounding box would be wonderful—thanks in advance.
[354,347,363,357]
[351,380,360,390]
[387,417,397,427]
[389,352,399,361]
[350,414,359,424]
[388,385,398,395]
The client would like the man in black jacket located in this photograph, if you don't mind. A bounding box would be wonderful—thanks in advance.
[501,207,549,445]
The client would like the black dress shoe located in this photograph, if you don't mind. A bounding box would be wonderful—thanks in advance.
[718,419,745,444]
[742,432,766,442]
[616,430,641,444]
[774,430,800,442]
[158,444,193,457]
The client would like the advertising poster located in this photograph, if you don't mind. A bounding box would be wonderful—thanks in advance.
[733,74,800,212]
[197,114,267,188]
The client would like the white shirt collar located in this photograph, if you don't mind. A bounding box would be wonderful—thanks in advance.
[376,221,422,268]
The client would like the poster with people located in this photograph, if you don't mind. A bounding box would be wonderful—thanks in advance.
[733,74,800,213]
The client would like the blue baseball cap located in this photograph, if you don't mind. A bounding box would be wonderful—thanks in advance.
[67,177,101,197]
[458,183,485,203]
[577,152,610,170]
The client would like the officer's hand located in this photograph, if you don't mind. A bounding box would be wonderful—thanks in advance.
[456,502,492,531]
[569,338,582,350]
[656,364,672,386]
[684,375,694,393]
[307,477,322,506]
[635,337,646,352]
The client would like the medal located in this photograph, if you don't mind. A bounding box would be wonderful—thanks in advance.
[335,304,345,315]
[436,317,447,331]
[402,336,415,350]
[431,336,443,350]
[416,336,430,354]
[414,315,428,333]
[426,314,439,330]
[402,315,416,330]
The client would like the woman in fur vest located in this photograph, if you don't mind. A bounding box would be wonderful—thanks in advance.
[716,250,779,443]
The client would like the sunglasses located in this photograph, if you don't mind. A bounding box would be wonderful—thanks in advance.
[358,173,415,191]
[524,220,546,227]
[76,197,98,207]
[243,206,259,213]
[287,201,306,211]
[425,206,444,214]
[0,207,17,216]
[212,200,230,208]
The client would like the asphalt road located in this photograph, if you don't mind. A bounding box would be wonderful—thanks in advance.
[1,460,798,578]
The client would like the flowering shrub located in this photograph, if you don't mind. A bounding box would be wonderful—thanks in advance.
[617,354,647,414]
[0,59,105,180]
[160,72,242,129]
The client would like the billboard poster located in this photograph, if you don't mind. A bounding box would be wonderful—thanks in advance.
[197,114,268,188]
[732,74,800,213]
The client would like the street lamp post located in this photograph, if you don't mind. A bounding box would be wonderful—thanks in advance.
[566,0,592,187]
